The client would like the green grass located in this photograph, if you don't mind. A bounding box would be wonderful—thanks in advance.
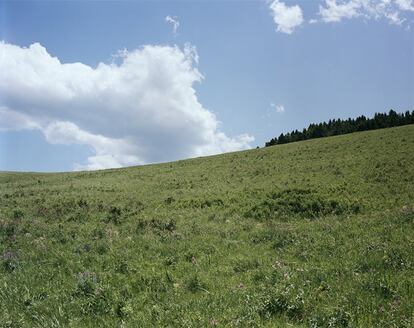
[1,125,414,327]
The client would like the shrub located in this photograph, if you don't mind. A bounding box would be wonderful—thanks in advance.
[245,189,360,221]
[1,221,18,239]
[178,198,224,209]
[116,300,133,318]
[258,292,304,321]
[2,251,19,272]
[383,248,408,271]
[96,241,109,255]
[309,308,351,328]
[76,271,98,297]
[106,206,123,225]
[12,209,24,220]
[185,274,207,293]
[115,260,129,274]
[164,196,175,205]
[77,198,88,208]
[148,218,177,233]
[233,258,260,273]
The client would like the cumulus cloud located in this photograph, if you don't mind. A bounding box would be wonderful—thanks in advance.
[165,15,180,35]
[0,106,40,131]
[269,0,304,34]
[0,42,253,170]
[316,0,414,25]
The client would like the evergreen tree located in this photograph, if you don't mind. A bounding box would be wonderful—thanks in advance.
[265,109,414,147]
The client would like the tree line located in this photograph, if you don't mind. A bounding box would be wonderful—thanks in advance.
[265,110,414,147]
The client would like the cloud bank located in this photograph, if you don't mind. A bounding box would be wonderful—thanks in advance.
[269,0,304,34]
[317,0,414,25]
[269,0,414,33]
[0,42,253,170]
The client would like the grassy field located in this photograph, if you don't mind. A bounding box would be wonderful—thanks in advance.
[1,125,414,327]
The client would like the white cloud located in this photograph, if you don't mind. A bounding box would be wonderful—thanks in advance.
[276,104,285,113]
[43,121,142,170]
[395,0,414,11]
[318,0,360,22]
[269,0,304,34]
[0,42,253,170]
[0,106,40,131]
[316,0,414,25]
[165,15,180,35]
[270,103,285,113]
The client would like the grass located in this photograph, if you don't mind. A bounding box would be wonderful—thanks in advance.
[1,125,414,327]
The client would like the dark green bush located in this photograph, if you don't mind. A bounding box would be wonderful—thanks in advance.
[185,274,207,293]
[258,291,304,320]
[106,206,123,225]
[245,189,360,220]
[233,258,260,273]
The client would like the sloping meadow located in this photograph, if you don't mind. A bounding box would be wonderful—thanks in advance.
[1,125,414,327]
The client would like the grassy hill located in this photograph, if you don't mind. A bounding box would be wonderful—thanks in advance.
[1,125,414,327]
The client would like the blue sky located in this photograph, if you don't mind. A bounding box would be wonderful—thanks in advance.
[0,0,413,171]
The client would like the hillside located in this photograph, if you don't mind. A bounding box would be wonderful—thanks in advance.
[1,125,414,327]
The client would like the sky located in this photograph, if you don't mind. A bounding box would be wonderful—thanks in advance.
[0,0,413,172]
